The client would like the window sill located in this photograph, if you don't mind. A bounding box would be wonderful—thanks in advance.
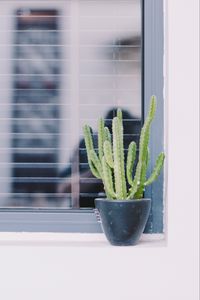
[0,232,166,247]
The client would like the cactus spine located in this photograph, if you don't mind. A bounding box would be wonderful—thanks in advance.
[83,96,165,200]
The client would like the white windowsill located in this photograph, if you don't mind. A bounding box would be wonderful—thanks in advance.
[0,232,166,247]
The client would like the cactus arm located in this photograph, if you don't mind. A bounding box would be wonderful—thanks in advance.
[104,126,112,143]
[104,140,114,168]
[89,149,103,178]
[112,117,127,199]
[127,125,150,198]
[117,108,123,122]
[90,151,116,199]
[148,95,157,123]
[98,118,105,160]
[126,141,137,186]
[140,96,156,164]
[144,152,165,186]
[128,96,156,199]
[134,147,150,199]
[146,147,150,167]
[102,156,116,199]
[89,160,101,179]
[83,124,94,151]
[134,162,148,199]
[127,161,142,199]
[83,125,101,178]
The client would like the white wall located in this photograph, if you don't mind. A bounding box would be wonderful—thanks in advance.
[0,0,199,299]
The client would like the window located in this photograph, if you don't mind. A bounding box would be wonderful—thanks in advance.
[0,0,164,233]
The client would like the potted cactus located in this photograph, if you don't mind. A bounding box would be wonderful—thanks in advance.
[83,96,165,246]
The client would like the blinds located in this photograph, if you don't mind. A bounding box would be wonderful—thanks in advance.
[0,0,142,208]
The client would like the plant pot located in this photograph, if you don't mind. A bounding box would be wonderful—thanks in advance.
[95,198,151,246]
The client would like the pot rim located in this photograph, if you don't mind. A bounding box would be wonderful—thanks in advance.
[95,198,151,203]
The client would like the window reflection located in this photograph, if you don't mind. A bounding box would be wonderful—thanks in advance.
[0,0,142,208]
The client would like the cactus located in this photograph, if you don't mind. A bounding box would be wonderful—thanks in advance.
[127,96,157,199]
[83,96,165,200]
[112,116,127,199]
[126,141,137,186]
[102,156,116,198]
[104,140,114,168]
[98,118,105,161]
[83,125,101,179]
[104,126,112,143]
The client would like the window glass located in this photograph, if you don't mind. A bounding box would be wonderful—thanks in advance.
[0,0,142,208]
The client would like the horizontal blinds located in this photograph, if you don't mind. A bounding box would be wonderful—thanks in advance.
[0,0,142,208]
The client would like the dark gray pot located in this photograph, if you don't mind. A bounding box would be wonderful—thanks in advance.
[95,198,151,246]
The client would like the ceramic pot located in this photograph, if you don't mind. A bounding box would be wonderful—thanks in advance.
[95,198,151,246]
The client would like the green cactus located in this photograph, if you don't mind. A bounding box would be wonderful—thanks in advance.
[104,126,112,143]
[83,125,101,179]
[102,156,116,198]
[98,118,105,161]
[144,152,165,186]
[112,116,127,199]
[83,96,165,200]
[89,149,103,178]
[104,140,114,168]
[126,141,137,186]
[127,96,158,199]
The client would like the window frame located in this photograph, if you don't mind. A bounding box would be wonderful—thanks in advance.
[0,0,164,233]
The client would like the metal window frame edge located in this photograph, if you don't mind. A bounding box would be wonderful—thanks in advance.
[0,208,102,233]
[143,0,164,233]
